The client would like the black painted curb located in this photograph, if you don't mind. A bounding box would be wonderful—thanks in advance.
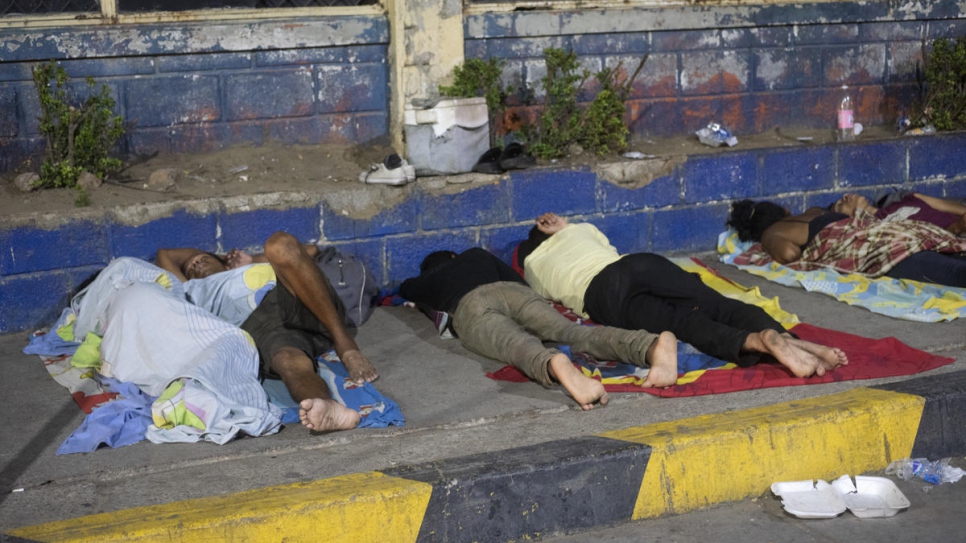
[873,368,966,459]
[381,436,651,542]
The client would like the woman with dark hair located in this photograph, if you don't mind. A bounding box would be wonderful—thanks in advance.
[727,198,966,288]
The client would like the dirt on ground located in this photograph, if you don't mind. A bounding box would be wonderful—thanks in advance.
[0,125,898,221]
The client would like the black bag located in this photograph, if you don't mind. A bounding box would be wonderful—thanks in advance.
[315,246,379,327]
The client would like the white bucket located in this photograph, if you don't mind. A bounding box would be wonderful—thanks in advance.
[404,97,489,176]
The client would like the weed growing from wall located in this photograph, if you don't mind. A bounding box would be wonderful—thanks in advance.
[916,37,966,131]
[581,57,648,155]
[526,49,647,158]
[527,49,589,158]
[32,60,125,192]
[442,50,647,157]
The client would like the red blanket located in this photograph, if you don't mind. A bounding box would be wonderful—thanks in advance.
[487,322,953,397]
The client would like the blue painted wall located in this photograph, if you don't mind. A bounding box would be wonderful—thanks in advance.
[2,2,965,170]
[2,2,965,333]
[0,17,390,172]
[1,132,964,334]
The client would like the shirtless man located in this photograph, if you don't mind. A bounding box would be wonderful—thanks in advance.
[400,248,678,409]
[521,213,847,378]
[157,231,376,433]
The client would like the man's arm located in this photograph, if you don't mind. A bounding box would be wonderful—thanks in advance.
[915,193,966,216]
[399,274,433,307]
[156,248,205,283]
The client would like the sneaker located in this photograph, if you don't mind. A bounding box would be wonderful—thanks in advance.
[359,153,416,185]
[428,309,456,339]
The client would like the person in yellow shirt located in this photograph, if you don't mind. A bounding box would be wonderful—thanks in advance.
[520,213,847,379]
[157,232,374,434]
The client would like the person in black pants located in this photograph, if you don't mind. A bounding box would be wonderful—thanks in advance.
[519,213,848,378]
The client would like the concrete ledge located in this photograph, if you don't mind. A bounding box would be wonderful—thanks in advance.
[9,370,966,542]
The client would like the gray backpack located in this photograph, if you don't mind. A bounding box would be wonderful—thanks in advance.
[315,246,379,328]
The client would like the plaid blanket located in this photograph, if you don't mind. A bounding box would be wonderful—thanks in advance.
[797,207,966,276]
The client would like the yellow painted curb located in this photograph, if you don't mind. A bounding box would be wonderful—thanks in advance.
[9,471,433,543]
[600,387,925,519]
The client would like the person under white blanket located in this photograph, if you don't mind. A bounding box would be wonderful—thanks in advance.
[72,257,282,444]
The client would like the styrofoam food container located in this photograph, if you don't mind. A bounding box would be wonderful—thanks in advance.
[770,479,847,519]
[831,475,911,518]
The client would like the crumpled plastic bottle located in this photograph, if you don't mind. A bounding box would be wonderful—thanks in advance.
[886,457,966,485]
[695,123,738,147]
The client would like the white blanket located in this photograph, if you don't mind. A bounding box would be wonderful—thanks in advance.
[72,258,282,444]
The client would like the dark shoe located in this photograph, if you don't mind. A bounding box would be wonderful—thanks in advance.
[498,142,536,170]
[472,147,505,174]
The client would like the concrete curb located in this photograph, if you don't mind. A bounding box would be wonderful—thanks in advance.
[7,369,966,543]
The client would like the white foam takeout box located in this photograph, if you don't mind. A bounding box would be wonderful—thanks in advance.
[771,475,911,519]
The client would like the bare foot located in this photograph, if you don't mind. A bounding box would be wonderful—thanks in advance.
[786,336,849,372]
[548,353,608,411]
[749,329,824,378]
[341,350,379,384]
[299,398,360,432]
[643,331,678,388]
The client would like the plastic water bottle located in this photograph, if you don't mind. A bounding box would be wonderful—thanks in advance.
[836,86,855,142]
[886,457,966,485]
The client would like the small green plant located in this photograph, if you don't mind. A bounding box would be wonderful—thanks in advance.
[915,36,966,131]
[74,188,90,207]
[32,60,125,189]
[439,58,513,146]
[524,49,647,158]
[527,49,590,159]
[580,57,647,155]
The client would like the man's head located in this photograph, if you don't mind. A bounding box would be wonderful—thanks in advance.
[182,252,228,280]
[420,250,458,275]
[831,193,871,217]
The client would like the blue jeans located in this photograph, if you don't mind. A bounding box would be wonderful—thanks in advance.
[884,251,966,288]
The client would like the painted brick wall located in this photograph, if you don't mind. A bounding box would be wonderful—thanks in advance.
[2,3,964,171]
[1,133,964,334]
[466,5,966,138]
[0,17,389,172]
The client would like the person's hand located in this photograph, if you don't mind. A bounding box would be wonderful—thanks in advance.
[226,249,253,269]
[536,212,568,235]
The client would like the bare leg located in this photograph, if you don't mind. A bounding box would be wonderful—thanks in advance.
[743,329,825,378]
[272,347,360,432]
[548,353,608,411]
[642,331,679,388]
[264,232,378,383]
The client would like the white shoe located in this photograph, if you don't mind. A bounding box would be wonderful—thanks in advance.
[359,154,416,185]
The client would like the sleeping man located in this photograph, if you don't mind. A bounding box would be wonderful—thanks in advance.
[399,247,678,409]
[156,231,376,433]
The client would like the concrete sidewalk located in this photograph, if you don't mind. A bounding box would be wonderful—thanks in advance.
[2,255,964,542]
